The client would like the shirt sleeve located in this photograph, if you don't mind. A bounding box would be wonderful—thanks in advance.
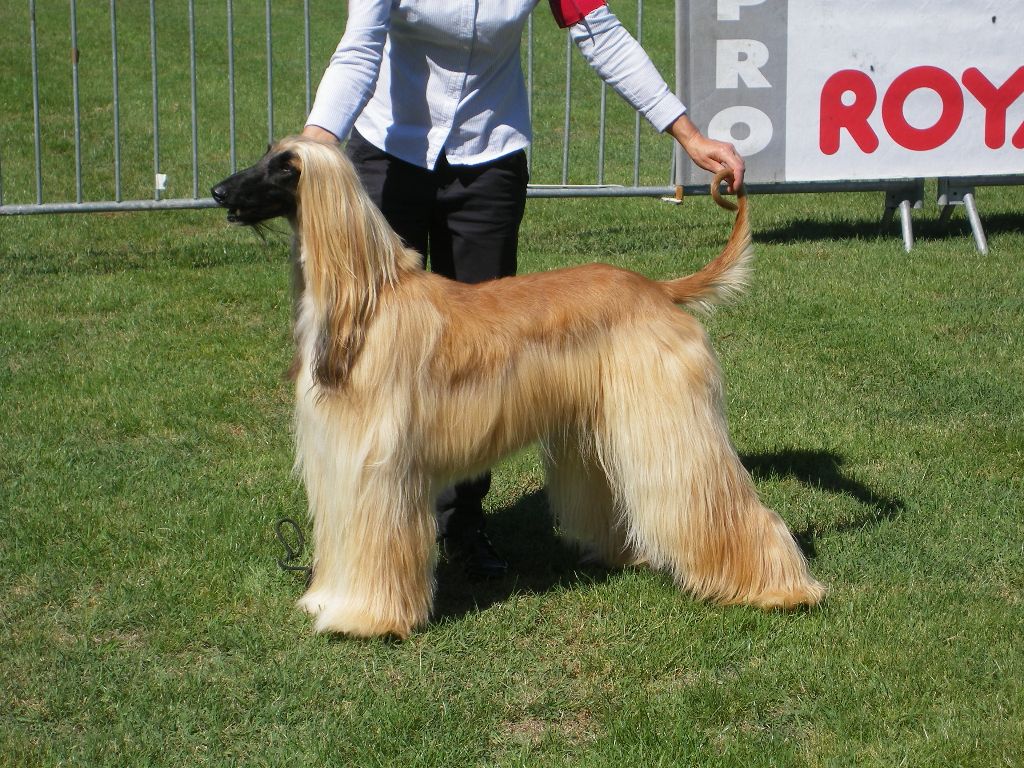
[568,5,687,132]
[304,1,392,140]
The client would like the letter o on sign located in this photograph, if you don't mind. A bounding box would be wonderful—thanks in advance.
[707,106,774,156]
[881,66,964,151]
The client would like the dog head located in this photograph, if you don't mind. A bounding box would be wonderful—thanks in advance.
[211,142,301,225]
[213,137,417,391]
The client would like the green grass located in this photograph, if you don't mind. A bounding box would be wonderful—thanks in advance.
[3,2,1024,766]
[3,185,1022,767]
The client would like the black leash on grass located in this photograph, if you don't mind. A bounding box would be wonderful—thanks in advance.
[275,518,313,587]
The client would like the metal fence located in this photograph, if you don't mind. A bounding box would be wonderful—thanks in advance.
[0,0,692,216]
[5,0,1015,255]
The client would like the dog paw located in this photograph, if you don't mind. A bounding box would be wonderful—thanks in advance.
[297,590,418,638]
[314,601,415,640]
[296,589,330,616]
[748,579,827,610]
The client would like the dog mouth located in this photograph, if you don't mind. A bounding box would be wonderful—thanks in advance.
[224,207,263,225]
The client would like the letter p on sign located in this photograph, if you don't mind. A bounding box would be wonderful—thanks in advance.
[717,0,766,22]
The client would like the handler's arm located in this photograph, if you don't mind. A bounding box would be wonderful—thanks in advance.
[303,0,391,142]
[562,4,744,190]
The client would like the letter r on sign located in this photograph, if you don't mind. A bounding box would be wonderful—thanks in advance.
[820,69,879,155]
[716,40,771,89]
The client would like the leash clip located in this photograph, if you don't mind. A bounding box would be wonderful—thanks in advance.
[275,518,313,587]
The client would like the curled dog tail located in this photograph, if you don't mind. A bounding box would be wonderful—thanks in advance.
[659,168,752,313]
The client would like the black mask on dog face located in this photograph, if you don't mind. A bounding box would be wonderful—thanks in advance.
[211,147,300,225]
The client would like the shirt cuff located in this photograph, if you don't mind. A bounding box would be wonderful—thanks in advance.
[647,99,687,134]
[305,90,356,142]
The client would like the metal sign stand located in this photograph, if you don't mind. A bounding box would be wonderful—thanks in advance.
[937,179,989,255]
[882,180,993,254]
[881,182,924,253]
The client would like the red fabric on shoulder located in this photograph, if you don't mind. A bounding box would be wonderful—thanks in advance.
[548,0,606,28]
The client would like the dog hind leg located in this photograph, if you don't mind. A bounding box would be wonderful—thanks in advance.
[543,431,641,567]
[598,327,825,609]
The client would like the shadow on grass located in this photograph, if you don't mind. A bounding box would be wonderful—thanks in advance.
[741,448,904,559]
[433,448,903,621]
[756,210,1024,245]
[432,489,613,624]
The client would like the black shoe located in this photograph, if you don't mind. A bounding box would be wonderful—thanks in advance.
[440,527,508,580]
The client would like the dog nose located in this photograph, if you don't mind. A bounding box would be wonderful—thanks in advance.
[210,184,227,205]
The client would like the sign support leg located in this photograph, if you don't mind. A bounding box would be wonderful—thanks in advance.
[938,179,989,255]
[882,182,924,253]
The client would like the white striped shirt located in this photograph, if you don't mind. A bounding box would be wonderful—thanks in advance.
[306,0,687,170]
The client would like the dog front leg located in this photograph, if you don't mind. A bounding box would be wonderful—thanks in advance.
[296,453,436,639]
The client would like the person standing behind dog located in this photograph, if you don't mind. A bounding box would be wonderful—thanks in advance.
[302,0,745,578]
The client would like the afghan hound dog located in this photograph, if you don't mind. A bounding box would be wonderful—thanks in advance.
[211,136,825,638]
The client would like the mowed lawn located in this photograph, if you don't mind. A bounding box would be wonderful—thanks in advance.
[2,2,1024,766]
[3,178,1023,767]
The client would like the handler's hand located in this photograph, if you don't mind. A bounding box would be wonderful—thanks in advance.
[668,114,745,192]
[302,124,340,144]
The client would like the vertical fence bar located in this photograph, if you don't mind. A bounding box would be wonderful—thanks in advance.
[597,84,607,185]
[70,0,83,203]
[188,0,199,198]
[149,0,161,200]
[303,0,311,115]
[673,0,686,189]
[110,0,121,201]
[633,0,644,188]
[526,12,534,174]
[29,0,43,204]
[265,0,274,145]
[561,32,572,186]
[227,0,237,172]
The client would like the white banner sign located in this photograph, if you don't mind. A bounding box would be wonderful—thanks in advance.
[683,0,1024,184]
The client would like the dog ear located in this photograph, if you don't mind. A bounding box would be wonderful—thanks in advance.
[313,320,343,390]
[311,299,373,392]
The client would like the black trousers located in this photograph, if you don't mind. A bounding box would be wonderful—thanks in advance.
[345,131,529,536]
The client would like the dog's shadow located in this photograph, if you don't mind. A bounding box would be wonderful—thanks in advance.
[741,448,904,558]
[432,488,608,624]
[433,447,904,623]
